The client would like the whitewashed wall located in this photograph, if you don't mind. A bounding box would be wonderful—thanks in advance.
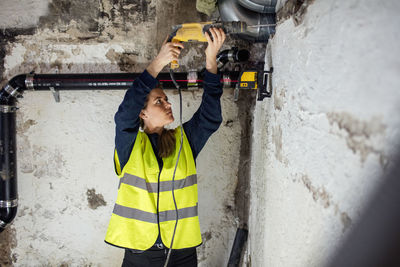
[1,0,241,266]
[248,0,400,266]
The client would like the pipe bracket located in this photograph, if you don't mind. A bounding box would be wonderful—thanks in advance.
[0,199,18,208]
[4,84,21,98]
[50,87,60,102]
[0,105,18,113]
[223,73,231,88]
[25,73,35,90]
[187,71,198,90]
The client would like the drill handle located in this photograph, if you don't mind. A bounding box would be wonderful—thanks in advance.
[169,36,180,69]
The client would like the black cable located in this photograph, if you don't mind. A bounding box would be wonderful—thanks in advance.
[163,69,183,267]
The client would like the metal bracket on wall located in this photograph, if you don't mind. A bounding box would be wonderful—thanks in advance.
[233,67,274,101]
[49,87,60,102]
[257,67,273,101]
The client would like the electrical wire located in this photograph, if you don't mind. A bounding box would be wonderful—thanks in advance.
[163,68,184,267]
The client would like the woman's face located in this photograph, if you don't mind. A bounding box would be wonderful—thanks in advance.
[140,88,174,129]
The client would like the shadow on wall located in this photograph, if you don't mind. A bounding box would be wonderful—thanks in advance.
[327,150,400,267]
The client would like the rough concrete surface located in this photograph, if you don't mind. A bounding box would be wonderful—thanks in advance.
[3,0,397,266]
[249,0,400,266]
[0,0,259,266]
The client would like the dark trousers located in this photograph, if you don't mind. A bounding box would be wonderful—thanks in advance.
[121,247,198,267]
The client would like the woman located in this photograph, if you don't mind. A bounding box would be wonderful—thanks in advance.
[105,27,226,267]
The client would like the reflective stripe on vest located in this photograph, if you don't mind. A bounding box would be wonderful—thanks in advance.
[105,127,202,250]
[118,173,197,192]
[112,203,198,223]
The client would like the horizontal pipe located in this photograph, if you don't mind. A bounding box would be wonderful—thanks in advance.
[30,71,240,91]
[217,48,250,69]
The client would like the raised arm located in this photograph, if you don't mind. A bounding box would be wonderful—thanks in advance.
[183,28,226,159]
[114,37,184,173]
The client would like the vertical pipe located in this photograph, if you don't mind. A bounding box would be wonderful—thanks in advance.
[227,228,248,267]
[0,96,18,232]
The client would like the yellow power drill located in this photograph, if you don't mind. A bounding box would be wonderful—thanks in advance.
[167,21,248,69]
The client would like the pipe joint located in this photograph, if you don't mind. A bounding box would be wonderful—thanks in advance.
[3,84,21,98]
[0,207,18,232]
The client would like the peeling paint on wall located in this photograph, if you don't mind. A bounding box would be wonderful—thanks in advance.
[39,0,101,35]
[277,0,315,26]
[249,0,400,266]
[2,0,253,265]
[300,174,352,232]
[327,112,387,167]
[0,227,18,266]
[106,48,150,72]
[86,188,107,209]
[0,28,36,84]
[272,125,283,163]
[274,87,286,111]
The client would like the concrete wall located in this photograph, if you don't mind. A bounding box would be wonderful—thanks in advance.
[4,0,399,266]
[248,0,400,266]
[0,1,253,266]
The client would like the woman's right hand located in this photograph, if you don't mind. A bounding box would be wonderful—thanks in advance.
[204,27,226,74]
[146,36,184,78]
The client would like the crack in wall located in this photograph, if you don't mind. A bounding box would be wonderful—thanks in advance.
[234,91,256,228]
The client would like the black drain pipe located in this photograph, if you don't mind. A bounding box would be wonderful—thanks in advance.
[28,72,240,91]
[0,71,240,232]
[0,74,26,233]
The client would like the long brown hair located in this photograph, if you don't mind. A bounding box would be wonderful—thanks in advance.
[140,90,176,158]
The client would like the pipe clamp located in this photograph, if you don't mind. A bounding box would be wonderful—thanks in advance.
[223,73,231,88]
[25,73,35,90]
[228,50,235,63]
[0,199,18,208]
[187,71,198,90]
[0,105,18,113]
[4,84,21,98]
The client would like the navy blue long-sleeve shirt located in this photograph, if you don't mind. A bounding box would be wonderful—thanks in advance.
[113,69,223,248]
[114,69,223,173]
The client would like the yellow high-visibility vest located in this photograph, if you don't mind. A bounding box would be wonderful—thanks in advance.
[105,127,202,250]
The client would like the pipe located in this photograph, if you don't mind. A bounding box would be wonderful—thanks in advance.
[227,227,248,266]
[0,89,18,233]
[0,70,241,232]
[26,72,241,91]
[238,0,277,14]
[218,0,276,42]
[217,47,250,69]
